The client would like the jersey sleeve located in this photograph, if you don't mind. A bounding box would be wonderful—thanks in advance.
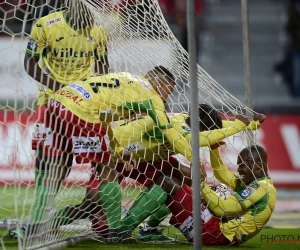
[26,19,46,56]
[102,121,124,154]
[121,93,193,162]
[222,120,261,131]
[184,119,246,147]
[202,182,267,217]
[210,148,239,190]
[235,182,269,211]
[202,184,244,217]
[149,97,193,162]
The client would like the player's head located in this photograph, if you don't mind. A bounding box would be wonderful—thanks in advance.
[185,104,222,131]
[237,145,268,185]
[145,66,176,103]
[64,0,94,28]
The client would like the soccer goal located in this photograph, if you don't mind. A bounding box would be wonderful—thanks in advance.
[0,0,259,249]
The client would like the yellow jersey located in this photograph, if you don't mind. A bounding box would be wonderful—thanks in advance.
[50,72,193,161]
[113,113,249,163]
[26,11,108,85]
[202,149,277,245]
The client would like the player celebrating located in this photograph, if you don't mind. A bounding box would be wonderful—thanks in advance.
[24,66,195,244]
[117,111,265,241]
[152,144,276,245]
[25,0,109,195]
[41,106,265,242]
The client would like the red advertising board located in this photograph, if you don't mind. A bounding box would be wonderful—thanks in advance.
[0,111,299,188]
[259,114,300,187]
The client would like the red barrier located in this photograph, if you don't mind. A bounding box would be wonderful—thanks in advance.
[0,111,299,188]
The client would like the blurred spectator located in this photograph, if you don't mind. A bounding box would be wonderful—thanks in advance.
[286,0,300,97]
[275,0,300,97]
[0,0,61,35]
[158,0,204,59]
[0,0,27,22]
[1,0,204,58]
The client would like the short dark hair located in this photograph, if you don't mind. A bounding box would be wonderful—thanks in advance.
[185,104,222,131]
[240,145,268,173]
[243,145,268,162]
[151,65,175,84]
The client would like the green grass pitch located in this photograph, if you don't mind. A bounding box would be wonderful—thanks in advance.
[1,186,299,249]
[1,228,300,250]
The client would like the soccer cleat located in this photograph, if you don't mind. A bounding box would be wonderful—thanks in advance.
[9,226,26,240]
[106,229,136,244]
[138,226,175,242]
[8,224,57,242]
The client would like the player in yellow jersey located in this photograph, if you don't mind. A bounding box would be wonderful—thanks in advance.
[86,106,264,241]
[152,144,276,245]
[25,0,109,195]
[23,66,190,243]
[26,104,264,243]
[115,109,265,241]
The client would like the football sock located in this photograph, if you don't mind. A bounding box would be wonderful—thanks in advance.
[122,184,167,233]
[30,186,57,225]
[99,182,122,230]
[145,203,170,229]
[35,168,49,190]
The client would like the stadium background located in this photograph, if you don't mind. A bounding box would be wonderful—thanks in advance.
[0,0,299,229]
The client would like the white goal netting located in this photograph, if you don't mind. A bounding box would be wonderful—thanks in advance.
[0,0,265,249]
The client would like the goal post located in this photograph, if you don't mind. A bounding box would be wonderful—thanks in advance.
[0,0,261,249]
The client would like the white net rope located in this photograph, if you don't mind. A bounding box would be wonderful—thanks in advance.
[0,0,266,249]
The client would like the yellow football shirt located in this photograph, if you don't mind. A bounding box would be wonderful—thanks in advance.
[202,149,277,245]
[112,113,250,162]
[26,10,109,103]
[50,72,193,161]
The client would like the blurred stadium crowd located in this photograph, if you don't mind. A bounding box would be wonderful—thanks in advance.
[1,0,300,97]
[0,0,203,55]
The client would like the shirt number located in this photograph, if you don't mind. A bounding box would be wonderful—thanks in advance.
[89,78,120,93]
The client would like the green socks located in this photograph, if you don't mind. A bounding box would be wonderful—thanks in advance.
[122,185,167,233]
[35,168,49,190]
[145,203,170,228]
[30,186,57,225]
[99,182,122,230]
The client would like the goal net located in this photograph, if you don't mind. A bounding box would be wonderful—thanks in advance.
[0,0,262,249]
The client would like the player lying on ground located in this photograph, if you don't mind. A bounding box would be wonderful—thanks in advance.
[152,144,276,245]
[44,106,265,241]
[21,66,199,244]
[117,112,266,241]
[134,113,266,241]
[47,104,225,241]
[24,0,109,225]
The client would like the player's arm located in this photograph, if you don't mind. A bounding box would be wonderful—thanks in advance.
[201,183,266,217]
[182,114,253,147]
[102,121,136,170]
[121,94,193,161]
[184,118,247,147]
[102,121,124,155]
[222,120,260,131]
[222,113,266,131]
[151,106,193,162]
[210,148,239,190]
[24,20,59,91]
